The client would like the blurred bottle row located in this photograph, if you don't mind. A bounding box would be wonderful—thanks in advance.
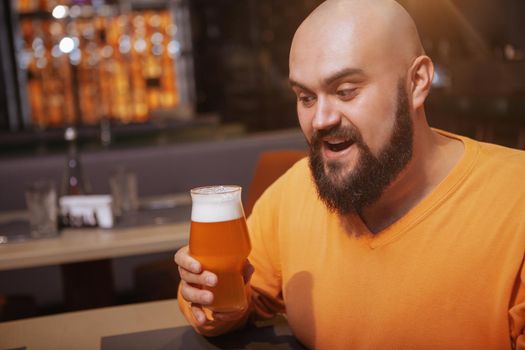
[16,0,182,129]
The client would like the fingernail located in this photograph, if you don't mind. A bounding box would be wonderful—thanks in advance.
[203,293,213,304]
[190,262,199,272]
[196,313,205,323]
[206,275,217,286]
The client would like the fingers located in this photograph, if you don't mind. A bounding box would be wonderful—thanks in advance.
[178,267,218,288]
[175,246,218,287]
[175,246,252,327]
[184,285,244,326]
[191,305,245,325]
[180,280,214,305]
[174,246,201,273]
[179,266,217,287]
[191,304,208,325]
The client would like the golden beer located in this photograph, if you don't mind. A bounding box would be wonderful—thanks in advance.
[189,186,251,312]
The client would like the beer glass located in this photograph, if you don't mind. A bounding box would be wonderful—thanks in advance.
[189,185,251,312]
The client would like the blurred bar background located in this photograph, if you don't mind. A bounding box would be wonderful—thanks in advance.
[0,0,523,321]
[1,0,524,151]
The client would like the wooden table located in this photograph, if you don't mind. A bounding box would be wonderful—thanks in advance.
[0,201,191,271]
[0,299,186,349]
[0,221,190,271]
[0,299,301,350]
[0,205,191,311]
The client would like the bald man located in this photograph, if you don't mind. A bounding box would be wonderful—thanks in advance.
[175,1,525,348]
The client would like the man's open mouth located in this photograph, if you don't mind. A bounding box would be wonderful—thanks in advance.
[324,139,354,152]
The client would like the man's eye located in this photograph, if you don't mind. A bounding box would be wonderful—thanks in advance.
[298,95,316,107]
[336,88,357,100]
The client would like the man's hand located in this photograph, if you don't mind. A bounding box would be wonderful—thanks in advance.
[174,246,254,326]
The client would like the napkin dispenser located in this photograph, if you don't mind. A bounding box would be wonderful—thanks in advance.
[59,195,114,228]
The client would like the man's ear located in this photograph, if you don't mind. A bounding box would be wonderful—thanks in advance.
[409,55,434,110]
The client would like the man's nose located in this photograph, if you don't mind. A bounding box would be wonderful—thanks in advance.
[312,97,341,131]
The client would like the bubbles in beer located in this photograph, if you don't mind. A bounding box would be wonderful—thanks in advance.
[190,185,244,223]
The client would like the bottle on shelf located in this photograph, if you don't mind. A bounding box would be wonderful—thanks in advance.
[61,126,91,196]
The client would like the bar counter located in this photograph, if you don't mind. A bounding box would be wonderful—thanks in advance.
[0,299,184,349]
[0,299,303,350]
[0,221,189,271]
[0,195,191,271]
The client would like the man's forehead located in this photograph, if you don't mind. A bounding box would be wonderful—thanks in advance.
[289,30,377,88]
[289,13,387,70]
[289,65,368,90]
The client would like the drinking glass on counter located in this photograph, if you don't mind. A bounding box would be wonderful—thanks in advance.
[110,167,139,216]
[25,180,58,239]
[189,186,251,312]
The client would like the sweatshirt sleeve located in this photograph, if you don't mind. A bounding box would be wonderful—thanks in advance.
[509,259,525,349]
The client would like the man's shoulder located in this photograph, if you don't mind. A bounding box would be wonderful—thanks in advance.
[282,156,310,177]
[437,129,525,194]
[476,140,525,171]
[440,128,525,172]
[465,139,525,198]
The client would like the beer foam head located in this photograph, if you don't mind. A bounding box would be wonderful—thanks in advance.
[190,186,244,223]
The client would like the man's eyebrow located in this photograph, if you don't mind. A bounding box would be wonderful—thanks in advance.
[289,68,366,91]
[288,79,311,92]
[323,68,366,86]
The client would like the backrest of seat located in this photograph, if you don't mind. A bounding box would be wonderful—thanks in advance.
[245,150,307,216]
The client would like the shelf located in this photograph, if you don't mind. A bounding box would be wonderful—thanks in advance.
[17,2,171,21]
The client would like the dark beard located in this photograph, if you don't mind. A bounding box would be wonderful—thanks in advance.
[308,80,413,216]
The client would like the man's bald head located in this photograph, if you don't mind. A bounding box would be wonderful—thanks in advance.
[289,0,438,218]
[290,0,425,84]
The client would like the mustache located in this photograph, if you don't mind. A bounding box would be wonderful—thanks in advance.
[310,125,364,150]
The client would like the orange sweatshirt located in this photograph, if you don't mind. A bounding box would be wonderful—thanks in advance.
[179,130,525,349]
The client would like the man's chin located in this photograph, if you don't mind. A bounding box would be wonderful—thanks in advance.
[322,166,353,190]
[324,157,356,180]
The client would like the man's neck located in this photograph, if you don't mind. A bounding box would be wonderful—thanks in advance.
[359,124,464,234]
